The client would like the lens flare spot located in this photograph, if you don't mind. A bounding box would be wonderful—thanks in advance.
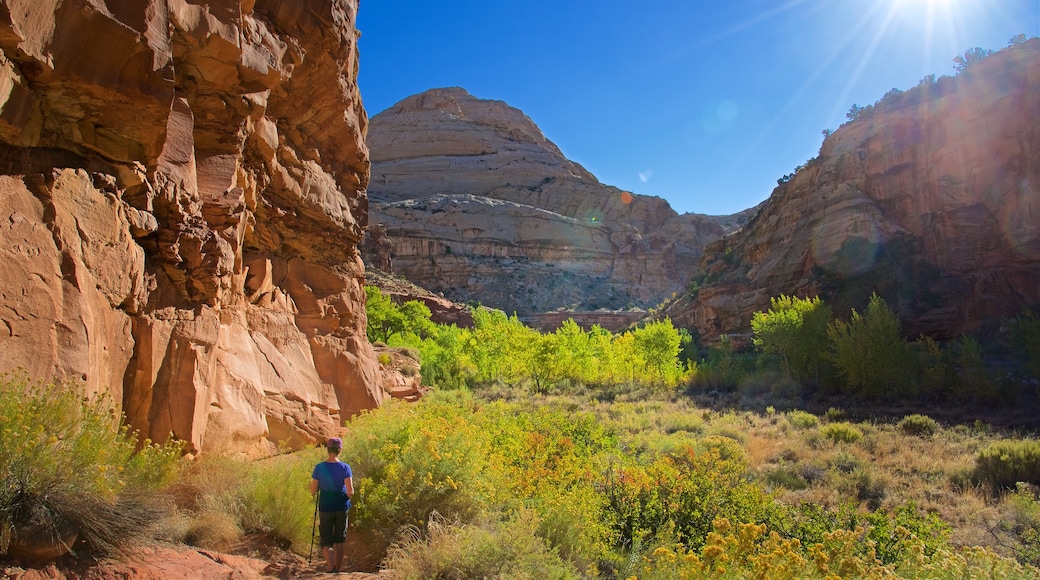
[620,191,634,205]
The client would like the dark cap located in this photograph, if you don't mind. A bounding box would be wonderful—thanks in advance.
[326,437,342,450]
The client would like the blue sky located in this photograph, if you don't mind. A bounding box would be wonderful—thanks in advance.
[357,1,1038,216]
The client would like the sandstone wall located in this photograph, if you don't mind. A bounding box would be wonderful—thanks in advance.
[0,0,381,456]
[366,87,724,316]
[665,41,1040,343]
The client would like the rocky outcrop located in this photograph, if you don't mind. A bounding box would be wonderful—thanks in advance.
[0,0,379,456]
[365,87,725,317]
[365,269,473,328]
[664,40,1040,343]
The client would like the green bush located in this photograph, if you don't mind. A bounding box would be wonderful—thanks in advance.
[1008,308,1040,383]
[0,373,182,557]
[342,393,500,560]
[999,483,1040,566]
[787,410,820,429]
[899,414,939,437]
[974,440,1040,491]
[385,512,578,580]
[766,465,809,491]
[820,422,864,444]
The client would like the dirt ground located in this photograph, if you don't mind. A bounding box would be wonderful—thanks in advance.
[1,536,392,580]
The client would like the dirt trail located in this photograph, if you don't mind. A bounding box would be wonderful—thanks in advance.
[2,542,393,580]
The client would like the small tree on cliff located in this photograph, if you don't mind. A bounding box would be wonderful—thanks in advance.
[953,47,993,73]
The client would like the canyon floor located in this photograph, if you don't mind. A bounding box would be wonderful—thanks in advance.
[1,537,391,580]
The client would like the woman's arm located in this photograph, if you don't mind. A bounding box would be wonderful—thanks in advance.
[310,478,319,495]
[345,476,354,499]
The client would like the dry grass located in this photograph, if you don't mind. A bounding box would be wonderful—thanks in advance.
[488,386,1040,560]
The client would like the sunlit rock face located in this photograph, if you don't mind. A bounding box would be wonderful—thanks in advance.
[664,40,1040,343]
[0,0,381,456]
[365,87,725,319]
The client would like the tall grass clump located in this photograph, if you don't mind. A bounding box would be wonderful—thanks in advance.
[974,439,1040,491]
[169,447,327,554]
[385,511,577,580]
[240,451,323,552]
[0,373,182,557]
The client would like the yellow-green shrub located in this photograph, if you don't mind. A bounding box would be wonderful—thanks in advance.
[898,413,939,437]
[342,392,502,560]
[820,422,864,444]
[636,517,1036,579]
[787,410,820,429]
[385,511,577,579]
[0,373,182,556]
[975,439,1040,491]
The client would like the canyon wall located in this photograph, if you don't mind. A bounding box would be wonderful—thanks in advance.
[365,87,724,318]
[664,40,1040,344]
[0,0,381,456]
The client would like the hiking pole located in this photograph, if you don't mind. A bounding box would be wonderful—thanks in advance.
[308,491,318,564]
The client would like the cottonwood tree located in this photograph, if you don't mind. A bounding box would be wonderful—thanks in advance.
[751,295,832,385]
[826,293,916,398]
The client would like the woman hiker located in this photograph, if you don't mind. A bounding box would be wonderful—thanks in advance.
[311,437,354,573]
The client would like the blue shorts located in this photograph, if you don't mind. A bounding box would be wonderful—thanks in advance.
[318,511,348,547]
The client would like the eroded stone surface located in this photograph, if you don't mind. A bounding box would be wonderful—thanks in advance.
[664,41,1040,343]
[365,87,726,316]
[0,0,380,455]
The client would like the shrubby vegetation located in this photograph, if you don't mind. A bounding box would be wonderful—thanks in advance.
[5,276,1040,578]
[843,36,1033,124]
[740,292,1039,405]
[365,287,694,392]
[0,373,182,557]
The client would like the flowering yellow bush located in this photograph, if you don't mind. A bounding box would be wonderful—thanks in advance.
[636,518,1037,579]
[0,372,182,556]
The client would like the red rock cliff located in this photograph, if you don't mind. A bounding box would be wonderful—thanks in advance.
[0,0,380,455]
[665,40,1040,343]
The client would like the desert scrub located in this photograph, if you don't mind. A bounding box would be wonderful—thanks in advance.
[899,413,939,437]
[0,373,182,556]
[820,422,864,444]
[385,511,577,580]
[787,410,820,429]
[342,392,505,561]
[974,439,1040,491]
[636,515,1034,579]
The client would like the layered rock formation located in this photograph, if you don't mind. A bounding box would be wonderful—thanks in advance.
[364,88,725,320]
[664,40,1040,343]
[0,0,381,456]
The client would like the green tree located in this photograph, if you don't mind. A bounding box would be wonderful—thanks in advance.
[632,319,685,387]
[364,286,435,344]
[553,319,598,386]
[1008,308,1040,382]
[751,295,833,384]
[953,47,994,73]
[826,293,917,397]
